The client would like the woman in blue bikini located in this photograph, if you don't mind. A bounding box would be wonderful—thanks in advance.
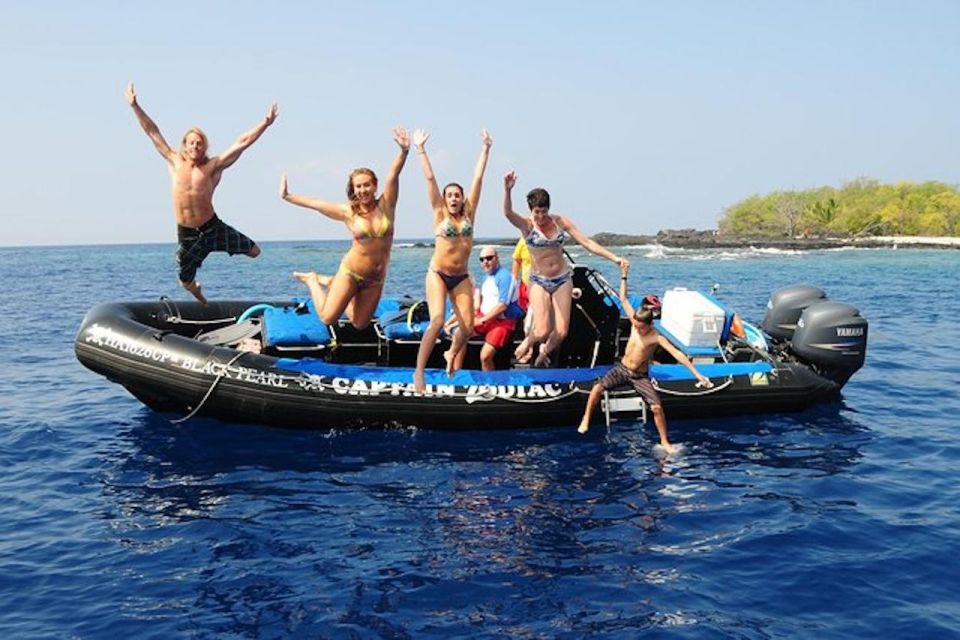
[279,127,410,330]
[412,128,493,394]
[503,171,627,367]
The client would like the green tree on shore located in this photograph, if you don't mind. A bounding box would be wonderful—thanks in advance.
[718,179,960,237]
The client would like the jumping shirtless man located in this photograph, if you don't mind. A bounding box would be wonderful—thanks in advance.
[578,262,713,452]
[126,82,278,304]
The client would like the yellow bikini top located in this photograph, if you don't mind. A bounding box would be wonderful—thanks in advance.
[350,207,393,241]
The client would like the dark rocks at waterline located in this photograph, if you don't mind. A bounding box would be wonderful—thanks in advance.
[400,229,958,250]
[594,229,848,250]
[593,229,959,250]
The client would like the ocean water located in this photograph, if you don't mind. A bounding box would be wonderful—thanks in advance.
[1,240,958,638]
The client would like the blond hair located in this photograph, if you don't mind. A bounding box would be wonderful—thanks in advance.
[180,127,209,164]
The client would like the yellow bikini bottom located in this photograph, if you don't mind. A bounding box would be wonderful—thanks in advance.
[338,261,383,290]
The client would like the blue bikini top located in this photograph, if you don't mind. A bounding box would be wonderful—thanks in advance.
[526,220,567,248]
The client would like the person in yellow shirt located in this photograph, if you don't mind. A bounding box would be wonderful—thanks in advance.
[511,237,531,310]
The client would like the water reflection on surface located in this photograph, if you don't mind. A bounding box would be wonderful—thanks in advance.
[89,406,869,636]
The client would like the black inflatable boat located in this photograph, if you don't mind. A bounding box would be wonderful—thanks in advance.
[74,267,867,430]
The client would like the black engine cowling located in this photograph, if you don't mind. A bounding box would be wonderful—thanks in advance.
[790,301,868,386]
[760,284,827,340]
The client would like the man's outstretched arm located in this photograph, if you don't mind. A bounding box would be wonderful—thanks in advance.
[657,337,714,388]
[126,82,175,164]
[216,103,279,170]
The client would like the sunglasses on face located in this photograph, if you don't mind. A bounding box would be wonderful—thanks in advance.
[479,255,496,262]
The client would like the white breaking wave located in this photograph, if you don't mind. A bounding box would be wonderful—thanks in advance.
[749,246,806,256]
[626,245,807,261]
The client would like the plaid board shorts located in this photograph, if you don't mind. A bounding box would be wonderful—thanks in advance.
[176,215,255,283]
[598,362,661,407]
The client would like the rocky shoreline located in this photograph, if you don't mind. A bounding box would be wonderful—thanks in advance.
[406,229,960,250]
[591,229,960,250]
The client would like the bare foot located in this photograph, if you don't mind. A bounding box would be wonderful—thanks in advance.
[577,422,590,434]
[413,370,426,396]
[182,280,208,305]
[293,271,331,287]
[534,351,552,368]
[513,340,530,361]
[293,271,316,285]
[660,442,677,455]
[443,350,456,377]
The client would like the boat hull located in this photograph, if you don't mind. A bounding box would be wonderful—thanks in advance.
[75,300,843,431]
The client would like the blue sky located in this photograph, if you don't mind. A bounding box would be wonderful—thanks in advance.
[2,0,958,246]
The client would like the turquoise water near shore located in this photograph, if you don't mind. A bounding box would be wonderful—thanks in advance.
[1,241,958,638]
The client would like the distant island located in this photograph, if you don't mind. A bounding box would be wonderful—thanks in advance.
[598,177,960,250]
[408,178,960,251]
[717,178,960,240]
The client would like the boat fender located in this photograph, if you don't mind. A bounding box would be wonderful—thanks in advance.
[238,304,275,323]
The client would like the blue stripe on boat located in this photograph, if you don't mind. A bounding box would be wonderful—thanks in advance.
[273,359,773,385]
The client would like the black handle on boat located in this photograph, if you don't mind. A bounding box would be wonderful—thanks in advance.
[728,334,779,369]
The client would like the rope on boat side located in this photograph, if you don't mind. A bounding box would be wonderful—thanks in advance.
[165,316,238,325]
[278,365,729,402]
[652,376,734,396]
[157,296,237,325]
[173,358,595,402]
[171,356,717,409]
[171,351,247,424]
[491,388,589,403]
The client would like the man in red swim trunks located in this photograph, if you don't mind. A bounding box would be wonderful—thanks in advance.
[446,246,520,372]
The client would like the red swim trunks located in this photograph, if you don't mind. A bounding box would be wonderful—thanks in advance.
[474,315,516,349]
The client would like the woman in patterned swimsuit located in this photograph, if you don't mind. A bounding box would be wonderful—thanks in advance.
[411,128,493,394]
[279,127,410,330]
[503,171,627,367]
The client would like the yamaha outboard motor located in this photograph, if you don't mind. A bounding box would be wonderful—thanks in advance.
[761,284,827,340]
[791,301,868,386]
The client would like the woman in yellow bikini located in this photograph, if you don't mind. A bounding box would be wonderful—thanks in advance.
[279,127,410,330]
[411,128,492,394]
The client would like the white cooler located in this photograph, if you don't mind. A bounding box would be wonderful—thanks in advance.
[659,288,726,347]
